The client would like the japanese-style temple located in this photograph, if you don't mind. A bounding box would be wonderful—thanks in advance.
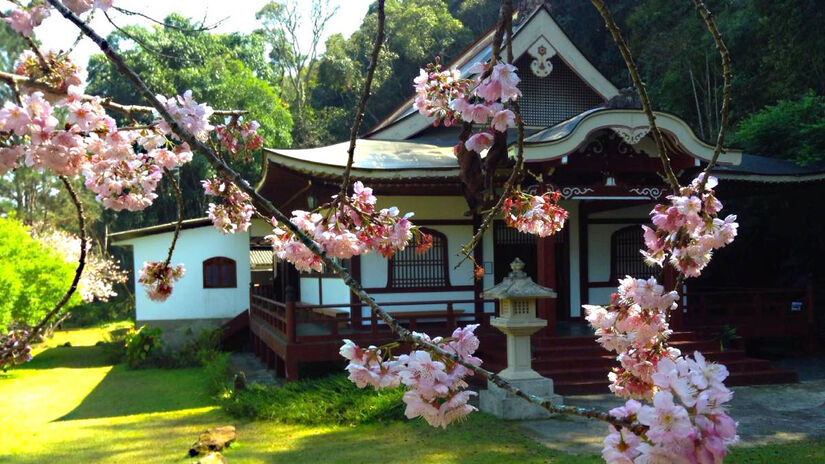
[113,4,824,394]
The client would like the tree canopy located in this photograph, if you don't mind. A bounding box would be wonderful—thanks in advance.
[86,14,293,231]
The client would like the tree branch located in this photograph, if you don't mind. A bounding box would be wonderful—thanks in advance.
[162,169,183,268]
[339,0,385,198]
[692,0,732,190]
[589,0,681,192]
[30,176,86,335]
[455,0,523,269]
[0,70,246,117]
[46,0,645,434]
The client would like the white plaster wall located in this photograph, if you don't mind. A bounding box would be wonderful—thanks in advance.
[588,223,626,283]
[590,203,654,219]
[119,226,251,321]
[300,278,320,305]
[376,195,470,220]
[563,200,582,317]
[585,203,653,306]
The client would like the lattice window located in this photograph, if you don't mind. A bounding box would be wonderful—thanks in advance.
[203,257,237,288]
[516,54,605,127]
[494,221,536,245]
[388,229,449,288]
[611,226,648,279]
[513,300,530,315]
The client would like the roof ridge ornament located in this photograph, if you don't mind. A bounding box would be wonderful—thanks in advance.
[528,37,556,78]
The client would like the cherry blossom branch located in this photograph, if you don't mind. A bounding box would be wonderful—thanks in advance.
[162,168,183,268]
[30,176,86,335]
[0,70,246,118]
[588,0,681,193]
[338,0,384,198]
[455,0,522,269]
[46,0,646,433]
[692,0,731,191]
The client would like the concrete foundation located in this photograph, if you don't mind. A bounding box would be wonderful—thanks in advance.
[479,376,564,420]
[136,318,227,349]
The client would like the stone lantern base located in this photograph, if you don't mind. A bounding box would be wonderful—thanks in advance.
[479,376,563,420]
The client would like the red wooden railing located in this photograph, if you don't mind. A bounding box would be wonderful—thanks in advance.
[250,294,496,345]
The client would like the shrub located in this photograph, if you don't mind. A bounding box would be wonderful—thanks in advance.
[0,217,79,331]
[123,325,163,368]
[123,325,224,370]
[221,374,405,425]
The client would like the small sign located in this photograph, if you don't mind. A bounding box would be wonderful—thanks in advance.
[791,301,803,312]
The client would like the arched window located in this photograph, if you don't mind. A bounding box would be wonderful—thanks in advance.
[610,225,648,280]
[203,257,237,288]
[388,228,450,289]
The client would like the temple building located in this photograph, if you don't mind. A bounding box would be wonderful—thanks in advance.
[112,5,823,393]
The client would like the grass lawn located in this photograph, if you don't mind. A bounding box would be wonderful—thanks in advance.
[2,324,823,463]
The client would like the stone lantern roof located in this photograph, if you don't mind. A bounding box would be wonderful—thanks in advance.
[482,258,557,299]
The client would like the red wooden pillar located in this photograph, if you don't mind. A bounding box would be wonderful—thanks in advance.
[664,267,684,330]
[537,235,557,337]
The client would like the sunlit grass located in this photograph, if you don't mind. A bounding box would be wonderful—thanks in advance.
[1,324,822,463]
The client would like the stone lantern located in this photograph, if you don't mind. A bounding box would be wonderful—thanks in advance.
[479,258,563,419]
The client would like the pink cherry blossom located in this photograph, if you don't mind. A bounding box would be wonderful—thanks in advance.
[0,146,24,174]
[491,108,515,132]
[156,90,214,141]
[464,131,494,152]
[138,261,185,302]
[502,190,568,237]
[202,178,255,234]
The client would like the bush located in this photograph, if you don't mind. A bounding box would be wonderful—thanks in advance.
[123,325,224,370]
[123,325,162,368]
[221,374,405,425]
[0,217,79,330]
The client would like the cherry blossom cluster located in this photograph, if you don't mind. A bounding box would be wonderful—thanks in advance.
[34,228,128,303]
[502,189,568,237]
[137,261,185,302]
[202,177,256,234]
[216,120,264,160]
[267,182,429,272]
[3,1,112,38]
[643,174,738,277]
[341,324,482,428]
[413,57,520,153]
[584,276,680,400]
[15,49,87,92]
[155,90,214,141]
[603,352,737,464]
[0,330,33,371]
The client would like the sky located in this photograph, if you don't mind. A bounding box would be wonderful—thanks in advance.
[36,0,372,67]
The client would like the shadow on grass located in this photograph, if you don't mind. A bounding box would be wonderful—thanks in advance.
[17,346,115,370]
[1,407,227,464]
[56,364,214,421]
[229,414,585,464]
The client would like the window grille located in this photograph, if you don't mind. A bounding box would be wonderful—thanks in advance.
[513,300,530,315]
[494,221,536,245]
[516,55,605,127]
[203,257,237,288]
[388,229,449,288]
[611,226,648,279]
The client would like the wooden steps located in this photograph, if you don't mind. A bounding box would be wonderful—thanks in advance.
[477,330,799,395]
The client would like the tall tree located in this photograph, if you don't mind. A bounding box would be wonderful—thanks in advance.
[86,14,292,232]
[312,0,470,142]
[256,0,339,147]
